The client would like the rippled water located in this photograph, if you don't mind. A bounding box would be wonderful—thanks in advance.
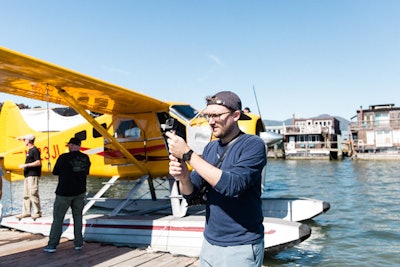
[1,159,399,266]
[262,159,400,267]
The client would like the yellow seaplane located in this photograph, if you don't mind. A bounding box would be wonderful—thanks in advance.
[0,46,327,257]
[0,100,280,183]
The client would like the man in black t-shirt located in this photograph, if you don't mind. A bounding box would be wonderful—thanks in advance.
[16,134,42,220]
[44,137,91,253]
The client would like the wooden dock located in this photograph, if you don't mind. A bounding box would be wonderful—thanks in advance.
[0,226,199,267]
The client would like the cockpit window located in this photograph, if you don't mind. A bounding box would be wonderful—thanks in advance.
[170,105,198,120]
[115,119,141,138]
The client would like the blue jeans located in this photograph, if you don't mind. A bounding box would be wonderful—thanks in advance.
[47,193,85,248]
[200,238,264,267]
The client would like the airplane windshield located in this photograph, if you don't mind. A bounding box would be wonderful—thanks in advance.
[170,105,198,120]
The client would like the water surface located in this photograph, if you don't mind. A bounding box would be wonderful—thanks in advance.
[262,159,400,267]
[1,159,399,266]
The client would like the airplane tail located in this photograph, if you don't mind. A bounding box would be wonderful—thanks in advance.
[0,100,40,181]
[0,100,38,153]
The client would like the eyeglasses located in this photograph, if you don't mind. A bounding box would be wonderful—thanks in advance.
[203,111,231,121]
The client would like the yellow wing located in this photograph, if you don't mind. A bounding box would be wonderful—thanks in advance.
[0,46,169,114]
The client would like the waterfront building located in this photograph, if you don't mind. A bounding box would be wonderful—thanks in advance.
[349,104,400,159]
[266,115,341,159]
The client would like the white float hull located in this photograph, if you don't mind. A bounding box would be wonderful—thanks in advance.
[89,197,330,222]
[0,214,310,257]
[262,197,330,222]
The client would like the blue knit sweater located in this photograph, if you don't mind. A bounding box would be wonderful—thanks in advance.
[185,133,266,246]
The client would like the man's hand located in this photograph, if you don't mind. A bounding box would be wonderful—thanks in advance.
[165,131,190,159]
[169,154,185,178]
[166,132,192,192]
[19,164,27,169]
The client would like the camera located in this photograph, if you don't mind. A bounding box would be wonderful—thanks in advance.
[162,117,185,139]
[164,118,177,133]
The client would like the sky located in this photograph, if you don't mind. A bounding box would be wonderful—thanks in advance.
[0,1,399,121]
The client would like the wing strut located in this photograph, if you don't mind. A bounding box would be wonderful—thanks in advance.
[56,87,149,174]
[46,85,52,171]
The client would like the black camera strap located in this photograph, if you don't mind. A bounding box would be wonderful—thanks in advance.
[215,131,243,167]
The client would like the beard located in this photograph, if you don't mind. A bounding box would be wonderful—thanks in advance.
[212,121,236,140]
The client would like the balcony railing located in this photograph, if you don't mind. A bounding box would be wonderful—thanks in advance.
[349,118,400,131]
[283,124,334,135]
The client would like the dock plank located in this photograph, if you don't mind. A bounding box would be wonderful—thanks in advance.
[91,249,148,267]
[137,253,198,267]
[0,232,60,257]
[117,250,166,266]
[0,227,199,267]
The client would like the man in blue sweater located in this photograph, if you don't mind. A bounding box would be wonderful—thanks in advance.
[166,91,267,266]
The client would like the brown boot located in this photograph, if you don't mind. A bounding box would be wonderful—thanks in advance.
[32,213,42,219]
[16,214,31,220]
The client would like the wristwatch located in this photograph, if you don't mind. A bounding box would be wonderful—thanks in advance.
[182,149,194,162]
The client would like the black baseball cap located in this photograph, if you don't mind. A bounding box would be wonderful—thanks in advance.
[67,137,81,146]
[206,91,251,120]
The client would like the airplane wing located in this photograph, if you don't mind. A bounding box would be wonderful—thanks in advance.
[0,46,170,114]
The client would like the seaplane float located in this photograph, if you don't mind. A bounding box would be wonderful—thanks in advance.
[0,46,329,257]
